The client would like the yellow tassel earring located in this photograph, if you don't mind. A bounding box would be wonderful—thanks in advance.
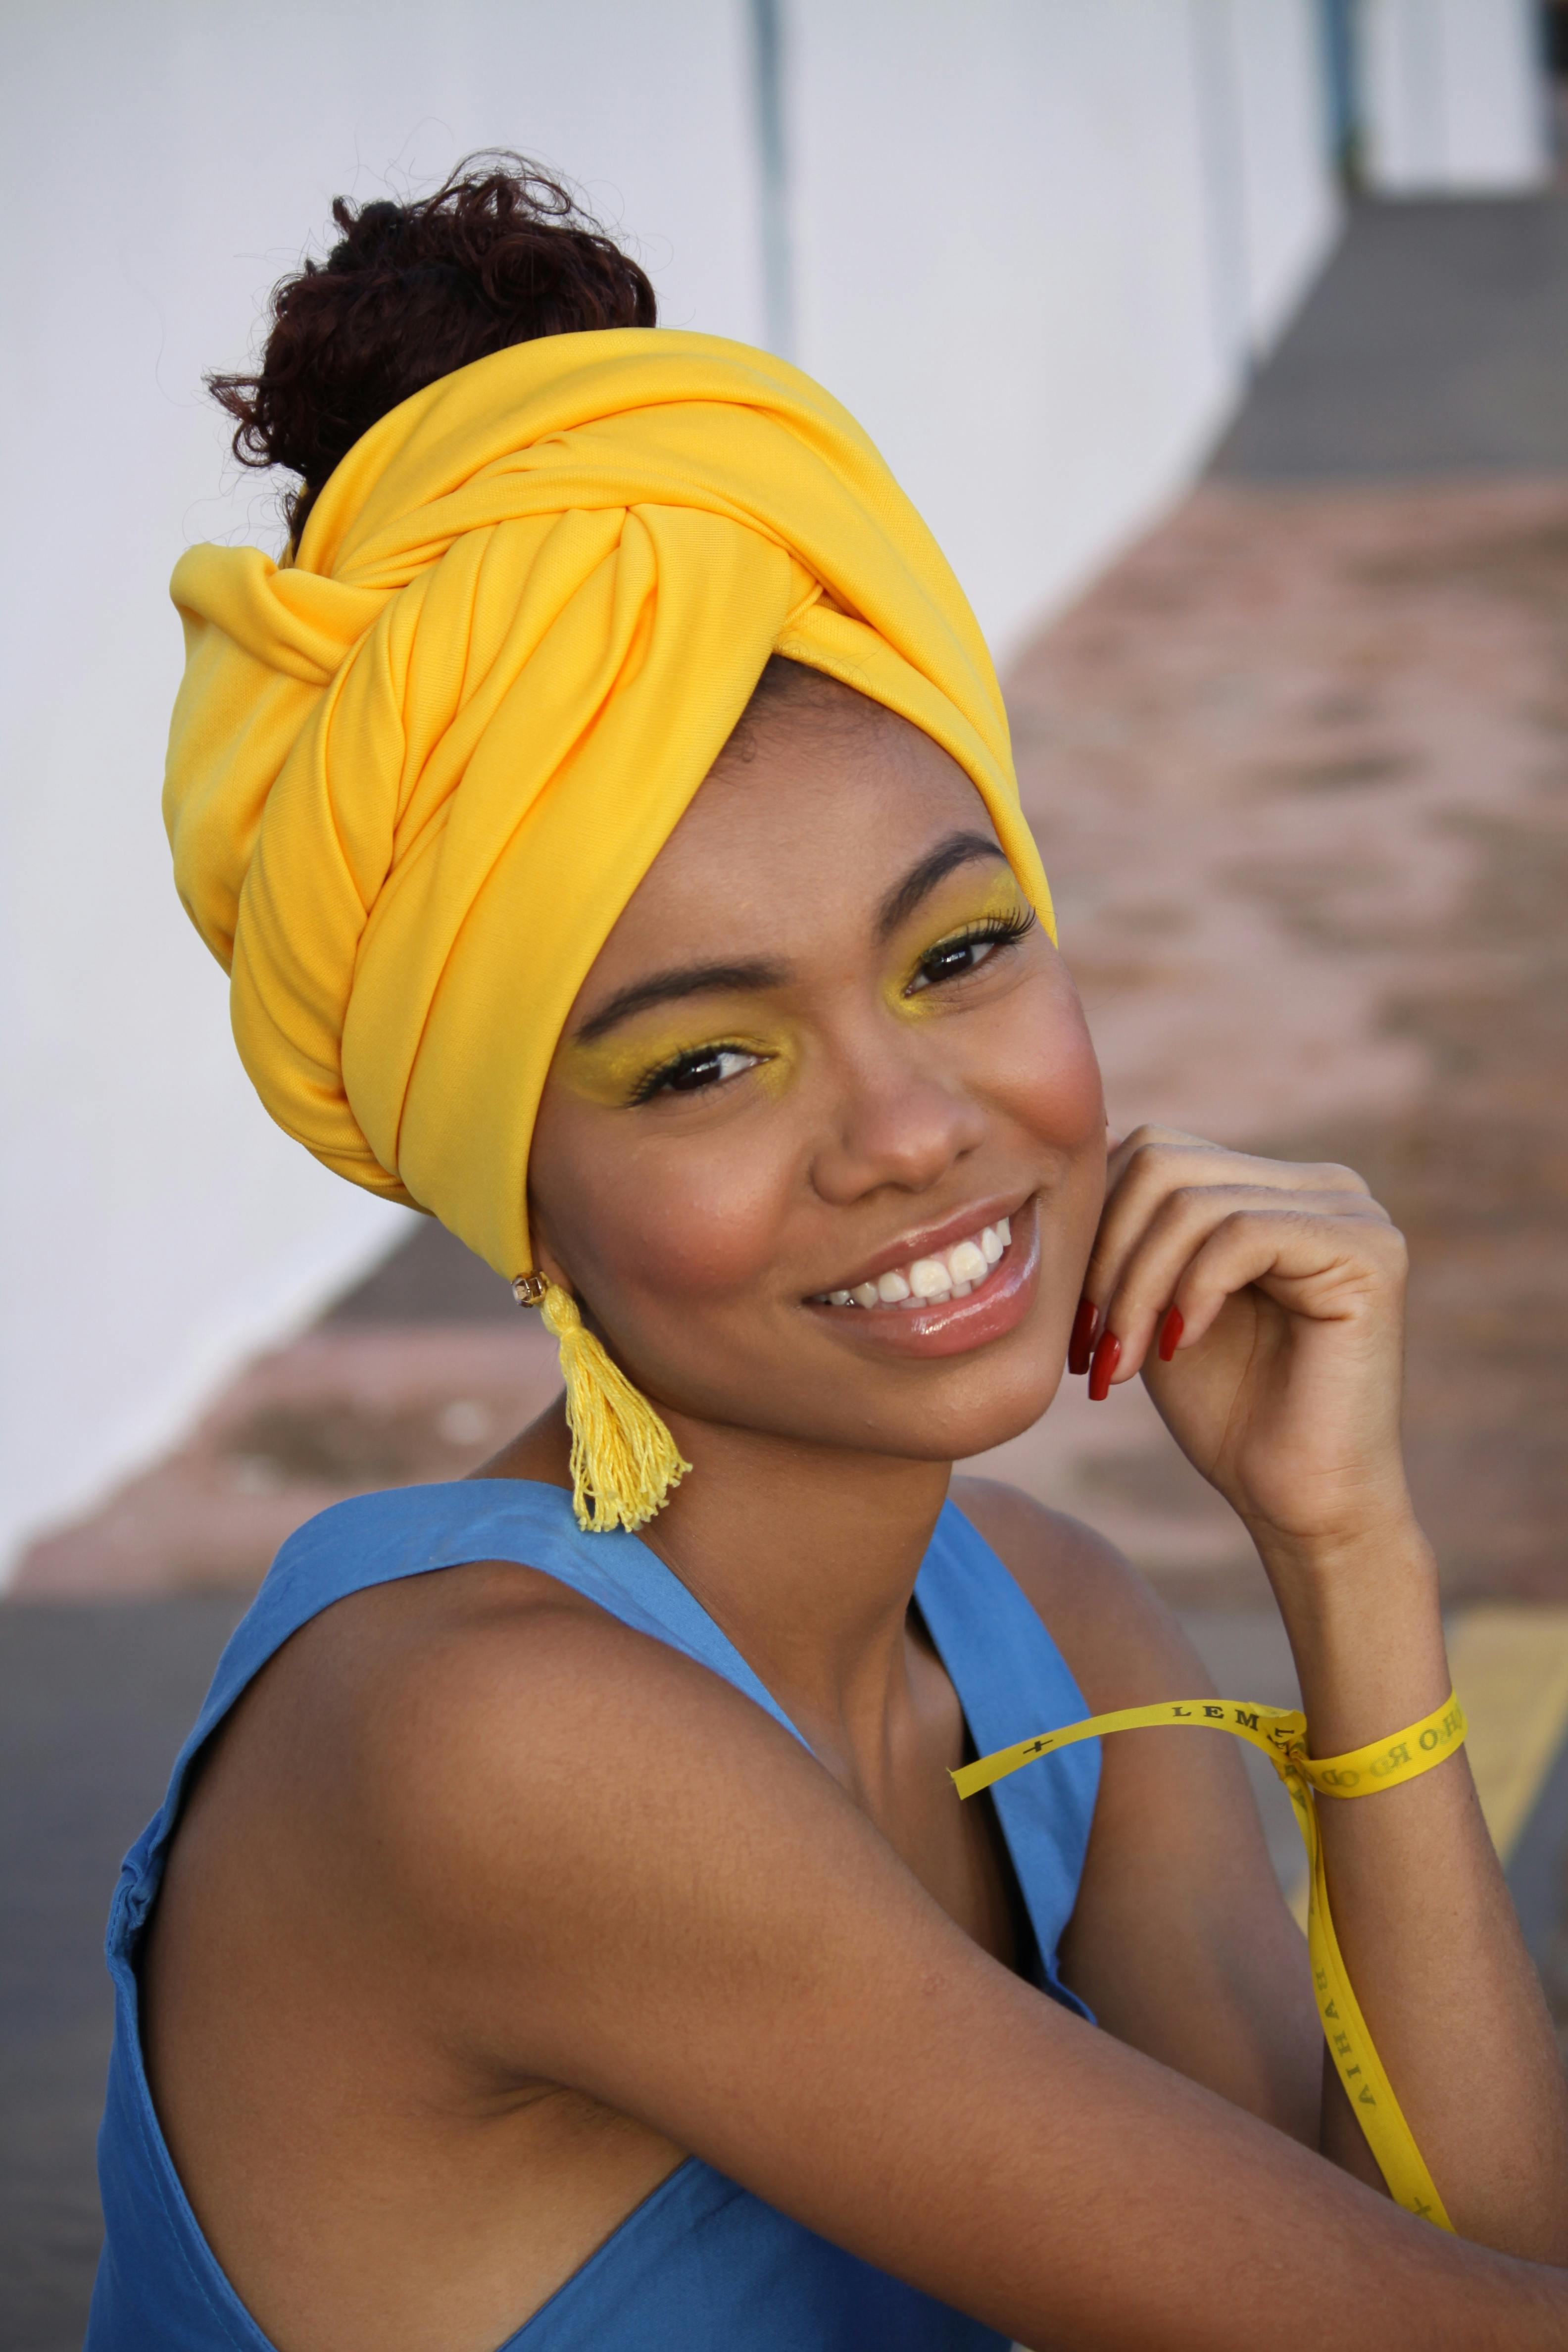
[512,1272,691,1533]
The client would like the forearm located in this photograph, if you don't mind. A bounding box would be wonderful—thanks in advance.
[1261,1515,1568,2260]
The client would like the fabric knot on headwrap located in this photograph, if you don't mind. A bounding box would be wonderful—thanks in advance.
[165,328,1052,1282]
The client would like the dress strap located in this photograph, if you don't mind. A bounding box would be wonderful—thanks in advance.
[915,1503,1100,2016]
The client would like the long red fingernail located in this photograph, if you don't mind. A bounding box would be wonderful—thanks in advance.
[1068,1297,1098,1376]
[1159,1308,1184,1363]
[1087,1329,1121,1402]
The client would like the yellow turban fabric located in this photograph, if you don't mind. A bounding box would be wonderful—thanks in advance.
[166,328,1052,1280]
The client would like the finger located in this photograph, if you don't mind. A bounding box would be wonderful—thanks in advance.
[1077,1157,1252,1380]
[1104,1125,1214,1194]
[1141,1204,1406,1387]
[1087,1190,1396,1387]
[1091,1139,1378,1317]
[1104,1127,1373,1221]
[1080,1132,1384,1386]
[1087,1170,1381,1352]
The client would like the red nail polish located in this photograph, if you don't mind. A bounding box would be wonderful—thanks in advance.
[1068,1297,1098,1376]
[1159,1308,1184,1363]
[1088,1329,1120,1402]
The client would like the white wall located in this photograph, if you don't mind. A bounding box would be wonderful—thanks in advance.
[791,0,1337,656]
[0,0,765,1573]
[1360,0,1550,191]
[1229,0,1344,348]
[0,0,1336,1576]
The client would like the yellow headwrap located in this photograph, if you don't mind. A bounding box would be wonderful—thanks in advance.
[167,327,1051,1279]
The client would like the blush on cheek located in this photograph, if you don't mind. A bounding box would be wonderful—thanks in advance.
[995,970,1105,1156]
[1042,1027,1106,1151]
[629,1183,784,1305]
[537,1133,792,1319]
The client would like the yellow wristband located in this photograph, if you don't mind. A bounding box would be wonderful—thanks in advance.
[1302,1691,1468,1797]
[954,1690,1468,2231]
[951,1691,1467,1804]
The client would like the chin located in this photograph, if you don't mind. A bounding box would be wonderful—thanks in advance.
[888,1368,1065,1465]
[761,1347,1067,1467]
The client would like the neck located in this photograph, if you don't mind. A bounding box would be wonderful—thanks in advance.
[492,1401,954,1782]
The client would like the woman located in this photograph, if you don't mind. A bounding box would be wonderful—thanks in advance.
[91,160,1568,2349]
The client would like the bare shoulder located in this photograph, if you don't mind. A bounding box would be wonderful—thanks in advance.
[154,1552,873,2093]
[947,1474,1222,1712]
[213,1553,835,1893]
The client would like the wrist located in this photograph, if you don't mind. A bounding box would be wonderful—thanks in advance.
[1252,1518,1450,1754]
[1251,1511,1436,1593]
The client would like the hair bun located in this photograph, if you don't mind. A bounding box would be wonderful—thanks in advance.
[328,196,420,272]
[208,152,657,540]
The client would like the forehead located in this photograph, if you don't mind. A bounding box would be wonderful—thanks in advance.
[601,699,1004,973]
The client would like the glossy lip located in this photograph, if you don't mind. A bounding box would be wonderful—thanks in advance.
[803,1192,1032,1302]
[803,1195,1041,1361]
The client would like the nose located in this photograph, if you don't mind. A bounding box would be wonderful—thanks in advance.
[808,1029,988,1208]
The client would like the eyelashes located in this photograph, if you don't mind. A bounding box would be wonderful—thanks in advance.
[903,905,1037,994]
[628,1041,766,1105]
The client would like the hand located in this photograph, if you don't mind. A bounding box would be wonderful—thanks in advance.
[1077,1126,1416,1565]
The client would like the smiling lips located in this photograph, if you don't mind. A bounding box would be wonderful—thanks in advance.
[810,1218,1012,1311]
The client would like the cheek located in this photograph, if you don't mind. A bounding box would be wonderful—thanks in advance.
[530,1098,794,1311]
[1039,1022,1104,1151]
[988,968,1105,1154]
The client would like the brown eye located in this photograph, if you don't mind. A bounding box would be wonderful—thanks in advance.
[667,1047,729,1092]
[634,1044,762,1102]
[906,909,1035,996]
[919,936,992,985]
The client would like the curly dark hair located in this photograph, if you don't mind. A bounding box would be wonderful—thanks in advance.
[208,153,657,542]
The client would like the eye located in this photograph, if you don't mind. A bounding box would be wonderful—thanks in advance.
[633,1043,764,1102]
[905,909,1036,995]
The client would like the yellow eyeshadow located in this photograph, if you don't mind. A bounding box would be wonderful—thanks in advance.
[889,874,1037,1013]
[554,1026,795,1108]
[553,873,1034,1103]
[946,871,1034,927]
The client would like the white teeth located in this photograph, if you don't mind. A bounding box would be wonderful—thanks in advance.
[949,1238,987,1285]
[819,1215,1017,1307]
[908,1257,953,1300]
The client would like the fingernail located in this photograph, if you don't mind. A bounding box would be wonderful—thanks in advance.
[1159,1308,1184,1364]
[1068,1297,1098,1376]
[1087,1329,1121,1402]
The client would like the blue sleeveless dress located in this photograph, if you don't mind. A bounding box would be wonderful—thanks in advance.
[88,1480,1099,2350]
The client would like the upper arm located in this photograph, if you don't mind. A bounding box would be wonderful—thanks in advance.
[950,1477,1321,2142]
[304,1577,1506,2347]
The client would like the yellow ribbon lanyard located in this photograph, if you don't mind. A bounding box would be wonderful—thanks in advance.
[954,1689,1469,2230]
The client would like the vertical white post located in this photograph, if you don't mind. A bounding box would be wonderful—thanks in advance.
[1190,0,1256,378]
[1360,0,1550,191]
[749,0,795,359]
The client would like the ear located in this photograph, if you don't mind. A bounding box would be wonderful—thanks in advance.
[522,1193,572,1296]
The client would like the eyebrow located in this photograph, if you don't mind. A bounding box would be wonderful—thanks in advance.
[573,830,1012,1043]
[573,958,790,1043]
[876,830,1010,939]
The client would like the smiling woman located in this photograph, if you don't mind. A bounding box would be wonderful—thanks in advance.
[89,158,1568,2352]
[526,695,1097,1465]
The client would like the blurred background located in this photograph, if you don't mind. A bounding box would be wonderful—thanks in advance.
[6,1,1568,2343]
